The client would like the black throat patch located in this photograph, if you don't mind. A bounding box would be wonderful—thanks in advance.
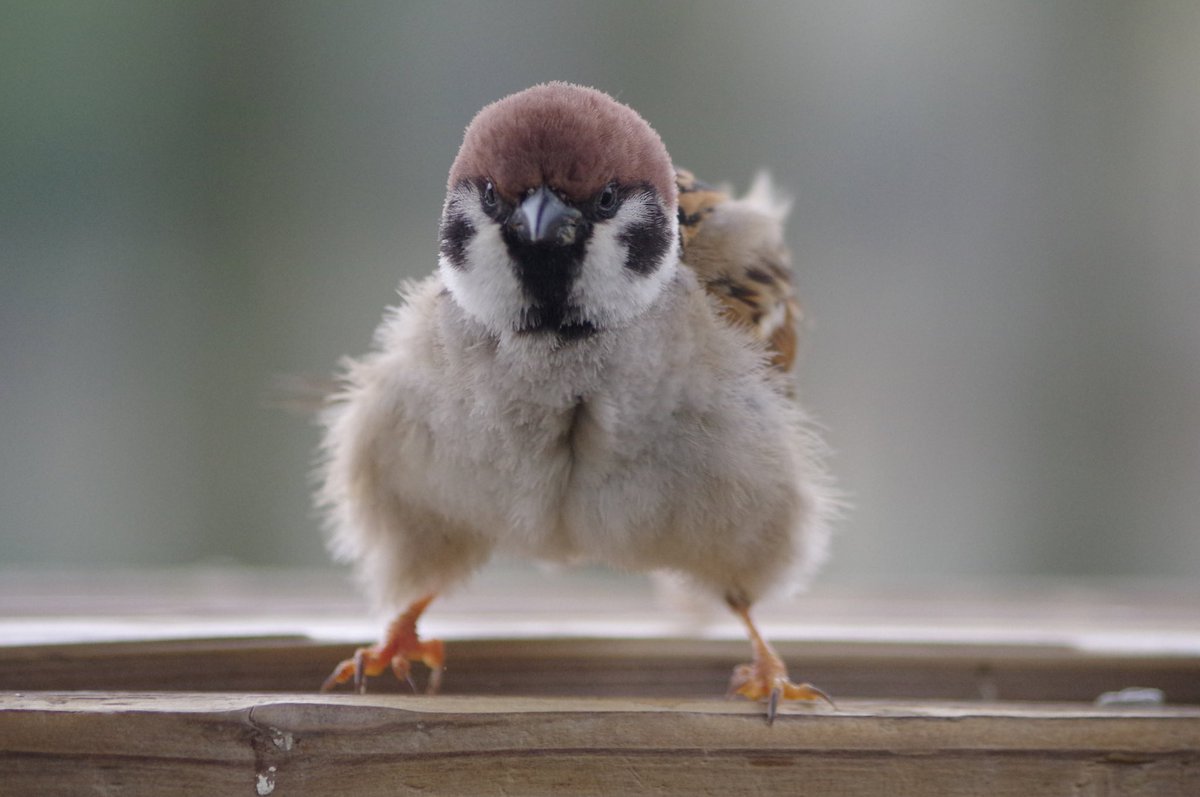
[502,225,596,339]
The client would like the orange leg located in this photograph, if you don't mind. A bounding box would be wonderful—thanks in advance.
[727,598,834,723]
[321,594,445,694]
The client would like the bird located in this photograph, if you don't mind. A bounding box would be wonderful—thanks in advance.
[316,82,837,722]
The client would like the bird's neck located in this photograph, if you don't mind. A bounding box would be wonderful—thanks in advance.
[437,269,694,412]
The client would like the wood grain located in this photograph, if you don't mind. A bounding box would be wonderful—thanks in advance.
[2,693,1198,796]
[2,635,1199,704]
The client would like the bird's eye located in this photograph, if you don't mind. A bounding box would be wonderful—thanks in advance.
[596,183,620,218]
[482,181,497,211]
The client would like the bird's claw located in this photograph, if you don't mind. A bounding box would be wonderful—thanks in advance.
[319,644,391,694]
[353,648,367,693]
[321,642,442,695]
[320,595,445,695]
[728,661,835,724]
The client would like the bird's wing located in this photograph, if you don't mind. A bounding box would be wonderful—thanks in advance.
[676,168,803,373]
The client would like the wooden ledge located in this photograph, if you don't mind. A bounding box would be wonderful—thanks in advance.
[3,692,1198,796]
[2,570,1198,793]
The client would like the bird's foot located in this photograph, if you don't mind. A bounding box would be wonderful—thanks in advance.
[728,650,835,724]
[320,594,444,694]
[726,598,835,723]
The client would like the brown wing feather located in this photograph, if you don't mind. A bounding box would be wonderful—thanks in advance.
[676,169,803,372]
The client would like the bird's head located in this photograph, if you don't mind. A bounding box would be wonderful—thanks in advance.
[437,82,679,341]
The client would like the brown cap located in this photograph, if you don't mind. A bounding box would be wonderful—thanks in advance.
[448,82,676,208]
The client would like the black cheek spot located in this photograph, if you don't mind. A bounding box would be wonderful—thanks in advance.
[619,202,672,276]
[438,211,475,270]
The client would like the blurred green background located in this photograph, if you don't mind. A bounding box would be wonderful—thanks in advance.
[2,0,1198,582]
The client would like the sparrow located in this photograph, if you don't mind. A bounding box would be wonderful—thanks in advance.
[316,82,837,722]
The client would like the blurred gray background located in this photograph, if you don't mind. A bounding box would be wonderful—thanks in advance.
[2,0,1198,583]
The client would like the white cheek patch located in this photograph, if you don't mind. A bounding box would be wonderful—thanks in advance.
[438,189,526,334]
[439,187,679,335]
[570,195,679,330]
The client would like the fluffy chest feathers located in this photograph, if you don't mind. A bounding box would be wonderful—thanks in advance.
[348,270,788,568]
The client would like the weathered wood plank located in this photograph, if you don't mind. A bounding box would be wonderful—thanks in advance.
[2,572,1198,793]
[2,693,1198,796]
[2,636,1198,704]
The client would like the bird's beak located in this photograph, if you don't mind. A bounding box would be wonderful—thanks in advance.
[508,186,582,245]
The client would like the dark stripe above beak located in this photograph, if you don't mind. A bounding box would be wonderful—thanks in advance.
[507,186,582,245]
